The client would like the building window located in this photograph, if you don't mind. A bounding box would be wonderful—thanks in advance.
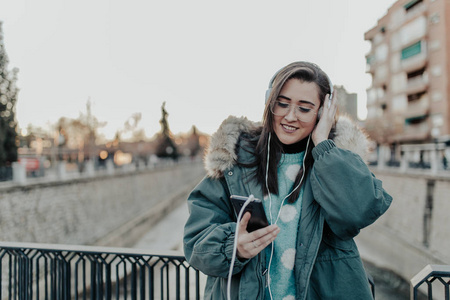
[407,67,426,79]
[408,91,426,102]
[401,41,422,60]
[405,115,427,125]
[404,0,423,12]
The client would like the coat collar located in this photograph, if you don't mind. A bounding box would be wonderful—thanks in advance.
[204,115,371,179]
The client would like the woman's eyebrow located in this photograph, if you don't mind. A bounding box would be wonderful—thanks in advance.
[278,95,316,106]
[278,95,291,101]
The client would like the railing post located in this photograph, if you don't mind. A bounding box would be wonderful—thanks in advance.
[106,159,115,175]
[430,148,438,174]
[84,160,95,177]
[57,161,67,180]
[400,150,409,173]
[90,260,96,300]
[377,145,390,170]
[105,264,112,300]
[131,263,137,300]
[411,265,450,300]
[12,162,26,184]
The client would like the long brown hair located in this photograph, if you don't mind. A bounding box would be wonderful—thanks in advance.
[241,61,336,203]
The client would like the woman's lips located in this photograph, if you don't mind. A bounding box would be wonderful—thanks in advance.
[281,124,298,132]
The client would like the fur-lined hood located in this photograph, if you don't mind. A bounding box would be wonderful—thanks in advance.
[204,115,371,179]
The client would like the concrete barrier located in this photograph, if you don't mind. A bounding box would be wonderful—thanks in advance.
[0,161,205,247]
[356,168,450,283]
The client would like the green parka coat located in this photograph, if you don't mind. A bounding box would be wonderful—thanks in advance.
[183,115,392,299]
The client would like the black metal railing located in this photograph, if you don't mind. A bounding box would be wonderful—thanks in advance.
[8,241,448,300]
[0,242,203,300]
[411,264,450,300]
[0,242,377,300]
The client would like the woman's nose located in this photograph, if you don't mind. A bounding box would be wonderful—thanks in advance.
[284,106,297,122]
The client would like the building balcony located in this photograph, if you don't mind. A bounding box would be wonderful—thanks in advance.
[406,74,429,95]
[389,0,428,31]
[397,118,430,142]
[405,96,429,119]
[401,49,427,73]
[404,0,428,23]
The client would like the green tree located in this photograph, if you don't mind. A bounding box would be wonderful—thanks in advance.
[0,22,19,166]
[155,102,178,159]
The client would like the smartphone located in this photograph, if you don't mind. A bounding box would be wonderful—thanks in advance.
[230,195,269,232]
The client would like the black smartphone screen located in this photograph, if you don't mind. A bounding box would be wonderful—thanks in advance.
[230,195,270,232]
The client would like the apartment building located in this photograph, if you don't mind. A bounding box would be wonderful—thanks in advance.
[364,0,450,155]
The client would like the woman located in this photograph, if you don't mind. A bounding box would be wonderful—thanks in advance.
[183,61,392,299]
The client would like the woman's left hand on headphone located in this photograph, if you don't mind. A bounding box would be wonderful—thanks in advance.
[312,92,337,145]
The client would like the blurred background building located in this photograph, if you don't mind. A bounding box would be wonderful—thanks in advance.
[335,85,359,122]
[364,0,450,163]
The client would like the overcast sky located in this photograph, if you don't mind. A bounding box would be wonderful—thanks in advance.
[0,0,397,140]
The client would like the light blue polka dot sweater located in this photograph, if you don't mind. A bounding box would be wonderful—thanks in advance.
[263,151,305,300]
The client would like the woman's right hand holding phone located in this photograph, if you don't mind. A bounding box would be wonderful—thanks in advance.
[236,212,280,259]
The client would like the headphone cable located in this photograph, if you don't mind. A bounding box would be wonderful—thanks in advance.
[266,134,311,299]
[227,133,310,300]
[227,194,255,300]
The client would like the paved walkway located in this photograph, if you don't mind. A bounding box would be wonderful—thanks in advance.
[132,200,188,252]
[131,200,208,299]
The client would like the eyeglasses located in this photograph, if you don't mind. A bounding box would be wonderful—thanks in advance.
[270,100,317,122]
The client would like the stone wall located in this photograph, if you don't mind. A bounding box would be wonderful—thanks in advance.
[355,168,450,281]
[0,162,205,247]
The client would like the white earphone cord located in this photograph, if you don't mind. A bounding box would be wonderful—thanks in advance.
[266,133,311,300]
[227,194,255,300]
[227,133,311,300]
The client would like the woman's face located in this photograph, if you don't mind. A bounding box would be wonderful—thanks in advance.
[272,79,321,145]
